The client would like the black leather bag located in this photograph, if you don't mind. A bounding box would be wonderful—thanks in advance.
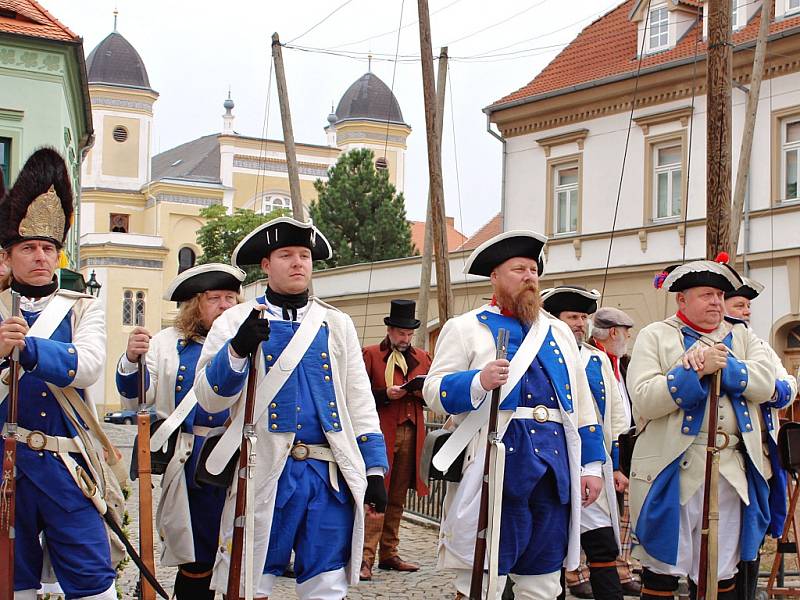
[194,427,238,488]
[617,426,638,479]
[130,418,177,480]
[419,429,464,482]
[778,421,800,475]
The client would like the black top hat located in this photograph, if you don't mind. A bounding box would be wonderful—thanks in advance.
[0,148,74,249]
[164,263,246,302]
[231,217,332,267]
[463,230,547,278]
[541,286,600,316]
[384,299,420,330]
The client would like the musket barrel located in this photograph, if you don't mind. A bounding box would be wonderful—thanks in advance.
[137,342,156,600]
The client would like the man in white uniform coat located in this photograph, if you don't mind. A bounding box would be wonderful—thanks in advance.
[628,258,777,600]
[423,231,607,600]
[117,263,244,598]
[193,217,389,600]
[723,277,798,600]
[542,286,627,600]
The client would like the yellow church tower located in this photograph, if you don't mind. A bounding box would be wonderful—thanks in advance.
[325,71,411,192]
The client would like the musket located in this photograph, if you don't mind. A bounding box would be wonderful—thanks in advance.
[136,313,156,600]
[0,291,21,599]
[470,328,510,600]
[697,370,723,600]
[227,311,267,600]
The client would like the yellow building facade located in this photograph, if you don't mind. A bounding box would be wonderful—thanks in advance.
[78,28,411,410]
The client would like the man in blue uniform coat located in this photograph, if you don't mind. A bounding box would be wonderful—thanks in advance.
[0,149,116,599]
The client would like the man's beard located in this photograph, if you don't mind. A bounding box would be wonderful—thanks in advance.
[497,283,541,326]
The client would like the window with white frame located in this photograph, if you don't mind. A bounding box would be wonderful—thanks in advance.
[553,164,579,234]
[260,193,292,215]
[731,0,741,29]
[789,0,800,14]
[653,144,683,219]
[648,6,670,51]
[783,119,800,201]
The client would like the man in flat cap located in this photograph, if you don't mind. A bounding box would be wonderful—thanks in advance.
[360,299,432,580]
[543,287,629,600]
[193,216,389,599]
[628,257,777,600]
[423,231,605,600]
[0,149,118,599]
[117,263,245,598]
[589,306,639,597]
[724,278,797,600]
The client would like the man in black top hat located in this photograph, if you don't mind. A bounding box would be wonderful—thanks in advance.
[360,299,432,580]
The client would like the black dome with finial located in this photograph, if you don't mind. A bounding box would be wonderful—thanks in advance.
[86,31,152,90]
[334,73,406,126]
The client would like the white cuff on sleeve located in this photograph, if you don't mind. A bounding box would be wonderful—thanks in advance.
[227,346,248,372]
[366,467,385,477]
[581,461,603,478]
[118,355,138,375]
[470,372,489,408]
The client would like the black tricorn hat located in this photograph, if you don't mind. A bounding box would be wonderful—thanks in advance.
[725,277,764,300]
[163,263,246,302]
[384,299,420,330]
[0,148,74,249]
[463,230,547,278]
[231,217,332,267]
[541,286,600,316]
[660,254,743,293]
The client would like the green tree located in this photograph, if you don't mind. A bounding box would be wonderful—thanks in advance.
[309,148,414,268]
[196,204,288,284]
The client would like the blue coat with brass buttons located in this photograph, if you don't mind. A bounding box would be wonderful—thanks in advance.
[193,296,388,592]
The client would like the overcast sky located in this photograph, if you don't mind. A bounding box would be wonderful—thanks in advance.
[47,0,621,236]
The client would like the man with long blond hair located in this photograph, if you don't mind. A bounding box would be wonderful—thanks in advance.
[116,262,245,599]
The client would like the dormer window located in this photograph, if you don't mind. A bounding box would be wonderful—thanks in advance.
[648,5,670,52]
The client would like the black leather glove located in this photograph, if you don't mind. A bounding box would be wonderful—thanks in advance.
[365,475,388,513]
[230,309,270,358]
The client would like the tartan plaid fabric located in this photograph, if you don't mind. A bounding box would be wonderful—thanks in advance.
[566,490,638,588]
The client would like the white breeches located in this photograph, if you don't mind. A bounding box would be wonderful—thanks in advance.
[643,477,741,582]
[258,567,347,599]
[581,495,613,534]
[454,568,562,600]
[18,583,116,600]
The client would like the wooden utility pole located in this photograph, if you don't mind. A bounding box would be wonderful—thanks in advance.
[417,0,454,325]
[705,0,733,259]
[729,0,772,258]
[415,46,448,350]
[272,33,304,220]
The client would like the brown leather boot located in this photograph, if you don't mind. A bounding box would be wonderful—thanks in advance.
[360,560,374,581]
[378,555,420,572]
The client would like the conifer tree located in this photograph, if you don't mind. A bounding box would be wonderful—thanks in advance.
[309,148,414,268]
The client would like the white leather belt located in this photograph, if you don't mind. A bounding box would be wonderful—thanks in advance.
[290,442,335,462]
[692,431,742,450]
[512,405,563,424]
[191,425,213,437]
[2,424,81,453]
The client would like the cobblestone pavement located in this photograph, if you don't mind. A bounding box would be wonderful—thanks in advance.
[104,423,456,599]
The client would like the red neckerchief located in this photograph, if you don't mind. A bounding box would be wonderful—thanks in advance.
[676,310,716,334]
[490,294,515,318]
[593,339,620,381]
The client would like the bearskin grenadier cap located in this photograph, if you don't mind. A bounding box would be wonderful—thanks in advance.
[0,148,74,250]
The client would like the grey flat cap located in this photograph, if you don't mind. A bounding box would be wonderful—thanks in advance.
[594,307,634,329]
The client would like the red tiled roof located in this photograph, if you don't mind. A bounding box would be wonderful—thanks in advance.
[410,216,468,254]
[0,0,78,43]
[490,0,800,110]
[456,213,502,252]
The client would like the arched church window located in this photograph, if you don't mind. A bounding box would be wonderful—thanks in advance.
[178,247,196,274]
[135,291,146,326]
[260,194,292,216]
[122,290,133,326]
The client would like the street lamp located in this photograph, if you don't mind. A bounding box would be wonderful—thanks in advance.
[86,270,102,298]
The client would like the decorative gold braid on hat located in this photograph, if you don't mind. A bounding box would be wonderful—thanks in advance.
[17,185,65,242]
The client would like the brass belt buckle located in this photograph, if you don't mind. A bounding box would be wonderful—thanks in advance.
[26,430,47,451]
[532,405,549,423]
[291,442,310,461]
[715,430,730,451]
